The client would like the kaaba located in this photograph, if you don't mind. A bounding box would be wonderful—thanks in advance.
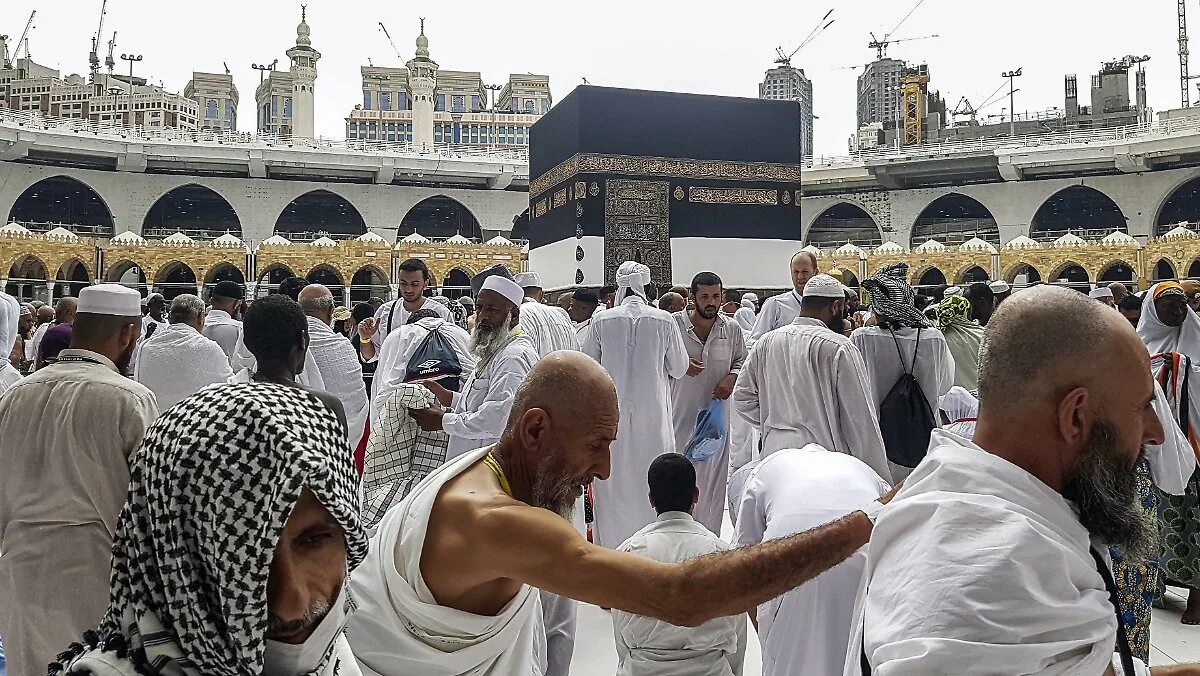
[526,86,803,290]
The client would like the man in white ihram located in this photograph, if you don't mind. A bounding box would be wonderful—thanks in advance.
[582,261,689,547]
[299,284,370,445]
[514,271,580,356]
[369,307,475,425]
[749,251,817,342]
[850,285,1200,676]
[735,445,888,676]
[133,294,232,412]
[733,274,892,482]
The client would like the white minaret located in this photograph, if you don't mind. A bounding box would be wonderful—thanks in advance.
[407,19,438,151]
[286,5,321,138]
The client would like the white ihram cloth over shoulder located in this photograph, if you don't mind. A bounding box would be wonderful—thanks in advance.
[371,297,453,347]
[612,512,746,676]
[519,299,581,356]
[348,446,544,676]
[306,317,369,444]
[0,292,22,393]
[370,317,476,425]
[132,323,233,413]
[735,446,887,676]
[733,317,892,482]
[200,309,242,363]
[748,291,801,343]
[229,337,327,390]
[444,330,539,460]
[846,430,1148,676]
[1147,357,1200,495]
[581,294,690,547]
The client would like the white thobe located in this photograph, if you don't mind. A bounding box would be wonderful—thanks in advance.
[0,350,157,676]
[669,311,747,534]
[733,317,892,482]
[748,291,802,343]
[445,331,539,460]
[372,297,453,346]
[582,296,689,547]
[348,447,542,676]
[734,447,888,676]
[28,322,49,366]
[133,323,233,413]
[201,309,242,363]
[726,460,758,528]
[371,317,476,424]
[519,299,581,357]
[613,512,747,676]
[847,430,1149,676]
[306,317,369,445]
[850,325,955,479]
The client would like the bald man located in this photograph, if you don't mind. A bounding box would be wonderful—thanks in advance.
[852,286,1200,676]
[658,292,686,314]
[349,351,894,676]
[298,284,368,445]
[750,251,818,342]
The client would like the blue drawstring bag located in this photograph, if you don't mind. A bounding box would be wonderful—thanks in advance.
[683,399,726,462]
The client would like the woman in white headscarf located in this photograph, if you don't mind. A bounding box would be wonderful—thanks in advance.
[1137,281,1200,357]
[0,292,23,394]
[938,386,978,440]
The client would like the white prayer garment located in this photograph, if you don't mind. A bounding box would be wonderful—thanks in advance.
[1148,358,1200,496]
[229,337,327,391]
[612,511,747,676]
[0,349,157,676]
[0,293,21,393]
[306,316,369,445]
[734,305,756,336]
[669,310,748,533]
[371,296,453,346]
[519,299,581,356]
[734,446,888,676]
[371,317,475,425]
[725,460,758,529]
[445,330,538,460]
[582,294,689,547]
[733,317,892,482]
[133,323,234,413]
[348,447,543,676]
[848,429,1149,676]
[938,386,979,440]
[748,291,802,343]
[201,308,242,363]
[28,320,49,368]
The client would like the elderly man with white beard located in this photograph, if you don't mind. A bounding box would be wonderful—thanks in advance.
[410,275,540,460]
[851,285,1200,676]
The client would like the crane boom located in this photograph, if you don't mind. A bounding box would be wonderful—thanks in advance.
[14,11,34,66]
[378,22,403,60]
[868,33,938,60]
[105,31,117,74]
[1182,0,1192,107]
[90,0,108,80]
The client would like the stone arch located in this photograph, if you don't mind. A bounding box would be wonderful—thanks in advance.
[54,258,91,298]
[306,264,345,289]
[6,175,115,237]
[1189,258,1200,279]
[275,189,366,240]
[155,260,199,300]
[1030,186,1128,242]
[1048,260,1091,284]
[441,267,473,299]
[106,259,148,294]
[805,202,882,248]
[1152,257,1178,281]
[911,265,948,288]
[204,262,246,285]
[399,196,483,241]
[257,264,295,295]
[911,193,1000,247]
[1099,260,1137,282]
[1154,174,1200,236]
[1003,261,1044,285]
[142,183,242,240]
[956,265,990,285]
[5,254,49,300]
[350,265,390,304]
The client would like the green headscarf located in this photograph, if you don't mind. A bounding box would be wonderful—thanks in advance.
[936,295,973,331]
[937,294,985,390]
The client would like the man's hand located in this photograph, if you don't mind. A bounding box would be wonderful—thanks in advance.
[878,481,904,505]
[712,373,737,400]
[408,405,446,431]
[357,317,380,341]
[687,358,705,377]
[423,380,454,407]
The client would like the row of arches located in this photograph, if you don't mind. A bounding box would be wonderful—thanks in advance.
[905,258,1200,291]
[6,177,483,241]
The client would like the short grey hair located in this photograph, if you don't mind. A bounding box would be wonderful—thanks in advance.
[168,294,206,325]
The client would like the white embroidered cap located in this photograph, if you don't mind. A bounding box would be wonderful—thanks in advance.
[513,272,542,289]
[480,276,525,307]
[802,274,846,299]
[77,283,142,317]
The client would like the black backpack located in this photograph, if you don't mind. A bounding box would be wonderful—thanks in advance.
[403,320,463,392]
[878,328,936,468]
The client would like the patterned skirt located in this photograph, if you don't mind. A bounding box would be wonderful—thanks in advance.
[1159,467,1200,590]
[1111,459,1159,662]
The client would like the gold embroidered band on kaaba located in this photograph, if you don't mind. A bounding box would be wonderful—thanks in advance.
[530,153,803,199]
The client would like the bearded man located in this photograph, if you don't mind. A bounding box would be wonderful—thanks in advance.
[852,285,1200,676]
[411,275,539,460]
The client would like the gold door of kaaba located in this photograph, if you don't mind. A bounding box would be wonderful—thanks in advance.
[603,179,671,286]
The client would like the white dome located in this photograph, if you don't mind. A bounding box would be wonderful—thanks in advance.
[0,222,34,237]
[110,230,146,245]
[1162,225,1197,241]
[1100,230,1138,246]
[211,233,245,248]
[162,232,196,245]
[1003,235,1041,250]
[914,239,947,253]
[958,237,998,253]
[1051,233,1087,248]
[43,227,80,241]
[310,236,338,247]
[486,235,515,246]
[445,234,472,245]
[262,234,292,246]
[400,231,430,244]
[801,244,823,257]
[834,242,866,257]
[873,241,905,255]
[357,232,388,243]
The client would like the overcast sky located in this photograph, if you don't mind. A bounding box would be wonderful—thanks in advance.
[1,0,1185,157]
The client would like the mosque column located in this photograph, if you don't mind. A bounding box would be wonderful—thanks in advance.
[342,286,351,308]
[247,281,259,299]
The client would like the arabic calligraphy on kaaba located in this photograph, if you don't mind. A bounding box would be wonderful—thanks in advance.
[530,153,802,199]
[604,179,671,285]
[687,187,779,205]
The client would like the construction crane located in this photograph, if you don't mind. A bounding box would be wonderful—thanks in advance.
[951,96,977,123]
[868,32,938,60]
[1182,0,1192,107]
[378,22,403,60]
[105,31,117,74]
[10,11,34,69]
[774,8,835,69]
[89,0,108,81]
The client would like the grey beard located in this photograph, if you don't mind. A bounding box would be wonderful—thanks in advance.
[1063,422,1160,563]
[531,454,579,520]
[469,311,512,362]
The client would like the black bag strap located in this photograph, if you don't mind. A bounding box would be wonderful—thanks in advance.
[1091,547,1137,676]
[889,327,921,377]
[386,301,398,334]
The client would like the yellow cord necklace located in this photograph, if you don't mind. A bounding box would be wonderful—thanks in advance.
[482,452,513,497]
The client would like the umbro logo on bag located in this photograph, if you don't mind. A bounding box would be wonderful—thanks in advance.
[415,360,441,370]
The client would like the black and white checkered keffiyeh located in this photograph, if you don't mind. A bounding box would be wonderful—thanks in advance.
[363,383,448,528]
[55,383,368,676]
[863,262,931,329]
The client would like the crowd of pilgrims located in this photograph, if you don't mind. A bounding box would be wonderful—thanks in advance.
[1,249,1200,676]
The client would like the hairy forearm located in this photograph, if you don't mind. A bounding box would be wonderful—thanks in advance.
[1152,665,1200,675]
[664,511,872,626]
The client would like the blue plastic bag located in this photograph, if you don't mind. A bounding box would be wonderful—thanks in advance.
[683,399,726,462]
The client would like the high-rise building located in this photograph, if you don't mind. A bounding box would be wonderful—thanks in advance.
[255,70,293,136]
[856,58,904,130]
[344,22,550,148]
[184,71,238,131]
[758,65,813,158]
